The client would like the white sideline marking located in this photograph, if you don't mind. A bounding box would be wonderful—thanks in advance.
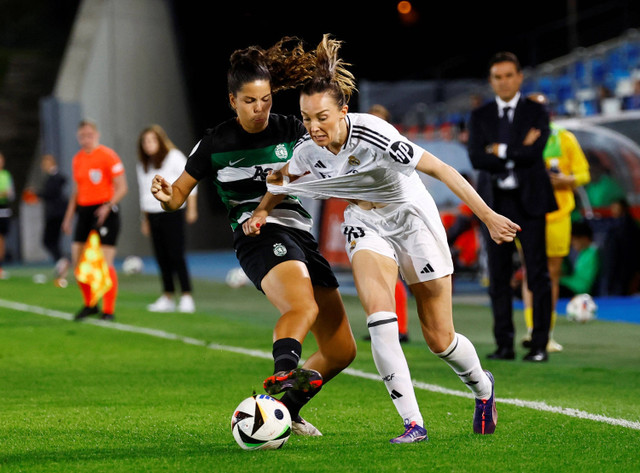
[2,298,639,431]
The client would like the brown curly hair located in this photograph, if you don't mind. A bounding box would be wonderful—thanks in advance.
[227,37,317,95]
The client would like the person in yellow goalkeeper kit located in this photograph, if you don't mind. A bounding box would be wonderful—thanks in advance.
[520,93,591,352]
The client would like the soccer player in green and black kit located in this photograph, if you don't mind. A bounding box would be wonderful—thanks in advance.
[150,38,356,436]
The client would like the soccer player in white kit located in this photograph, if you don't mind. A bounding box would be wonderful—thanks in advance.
[244,35,520,443]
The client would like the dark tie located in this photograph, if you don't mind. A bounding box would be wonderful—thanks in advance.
[498,106,511,143]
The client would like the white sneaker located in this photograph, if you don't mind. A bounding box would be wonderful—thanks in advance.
[55,257,70,279]
[292,417,322,436]
[147,295,176,312]
[547,339,564,352]
[178,294,195,313]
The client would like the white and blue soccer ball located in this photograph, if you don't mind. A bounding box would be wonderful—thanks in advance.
[566,293,597,323]
[231,394,291,450]
[225,267,249,288]
[122,255,144,275]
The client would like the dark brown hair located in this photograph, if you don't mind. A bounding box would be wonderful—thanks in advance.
[227,37,317,96]
[137,124,175,172]
[488,51,522,74]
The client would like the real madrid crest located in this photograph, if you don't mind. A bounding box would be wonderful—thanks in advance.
[273,243,287,256]
[274,143,288,160]
[348,155,360,166]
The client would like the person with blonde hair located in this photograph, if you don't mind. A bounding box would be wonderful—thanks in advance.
[150,37,356,436]
[244,34,520,442]
[62,119,128,321]
[137,124,198,313]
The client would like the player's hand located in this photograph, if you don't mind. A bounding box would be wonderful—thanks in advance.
[266,169,286,186]
[61,217,72,235]
[94,202,111,226]
[486,212,521,244]
[549,171,574,190]
[242,210,268,236]
[151,175,172,202]
[522,127,541,146]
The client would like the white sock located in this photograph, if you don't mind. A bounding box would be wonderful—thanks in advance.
[434,333,492,400]
[368,311,424,426]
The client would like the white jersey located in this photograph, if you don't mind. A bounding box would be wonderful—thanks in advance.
[276,113,429,203]
[269,113,453,284]
[137,148,197,213]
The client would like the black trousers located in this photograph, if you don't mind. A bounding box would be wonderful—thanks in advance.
[43,216,64,261]
[482,188,552,351]
[147,210,192,294]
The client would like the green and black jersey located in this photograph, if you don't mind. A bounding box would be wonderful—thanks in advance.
[185,114,312,231]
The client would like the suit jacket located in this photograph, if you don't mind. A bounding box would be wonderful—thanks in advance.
[467,96,557,217]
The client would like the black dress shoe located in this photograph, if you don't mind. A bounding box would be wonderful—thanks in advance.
[523,348,548,362]
[487,347,515,360]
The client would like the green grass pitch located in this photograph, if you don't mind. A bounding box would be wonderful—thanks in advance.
[0,266,639,472]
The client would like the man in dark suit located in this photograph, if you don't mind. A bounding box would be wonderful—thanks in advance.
[468,52,557,362]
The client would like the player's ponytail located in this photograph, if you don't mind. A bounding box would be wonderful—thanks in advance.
[302,34,357,106]
[228,37,317,96]
[264,37,316,93]
[227,46,270,96]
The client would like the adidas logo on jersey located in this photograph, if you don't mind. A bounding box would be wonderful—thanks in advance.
[420,263,434,274]
[314,160,327,168]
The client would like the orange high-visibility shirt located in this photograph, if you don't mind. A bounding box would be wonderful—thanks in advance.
[72,145,124,206]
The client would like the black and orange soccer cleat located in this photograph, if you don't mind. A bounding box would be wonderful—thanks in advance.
[263,368,323,396]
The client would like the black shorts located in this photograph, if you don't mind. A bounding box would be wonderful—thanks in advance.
[73,204,121,246]
[233,223,339,292]
[0,217,9,236]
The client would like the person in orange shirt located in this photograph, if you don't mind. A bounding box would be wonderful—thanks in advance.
[62,119,128,320]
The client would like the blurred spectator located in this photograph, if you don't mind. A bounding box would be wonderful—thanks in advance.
[595,85,616,114]
[37,154,70,285]
[457,121,469,145]
[558,220,600,298]
[622,78,640,110]
[583,158,625,209]
[600,198,640,295]
[137,124,198,313]
[368,103,392,122]
[468,51,555,362]
[0,151,15,280]
[519,93,591,353]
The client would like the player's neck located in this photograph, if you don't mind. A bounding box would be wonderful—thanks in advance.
[327,119,348,155]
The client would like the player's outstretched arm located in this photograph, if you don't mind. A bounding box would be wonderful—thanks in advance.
[415,150,521,244]
[151,170,198,212]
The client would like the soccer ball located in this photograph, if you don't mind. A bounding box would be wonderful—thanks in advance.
[122,255,144,275]
[225,267,249,288]
[231,394,291,450]
[566,293,597,323]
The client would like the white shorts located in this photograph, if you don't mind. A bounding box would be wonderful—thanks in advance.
[341,198,454,285]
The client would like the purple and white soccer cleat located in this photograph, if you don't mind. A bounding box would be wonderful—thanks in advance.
[389,421,429,444]
[473,370,497,434]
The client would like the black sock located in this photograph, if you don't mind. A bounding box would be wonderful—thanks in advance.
[280,386,322,421]
[272,337,302,374]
